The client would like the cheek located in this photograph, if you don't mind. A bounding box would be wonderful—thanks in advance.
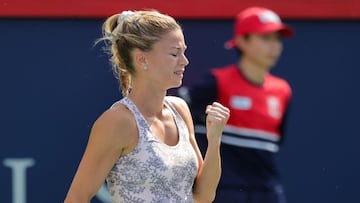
[261,42,282,56]
[249,43,267,57]
[268,44,282,58]
[157,58,177,75]
[150,54,173,69]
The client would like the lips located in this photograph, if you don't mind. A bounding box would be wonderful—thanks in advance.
[174,69,185,75]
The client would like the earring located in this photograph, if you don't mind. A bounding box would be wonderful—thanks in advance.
[144,65,148,70]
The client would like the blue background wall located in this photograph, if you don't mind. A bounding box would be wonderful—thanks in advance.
[0,18,359,203]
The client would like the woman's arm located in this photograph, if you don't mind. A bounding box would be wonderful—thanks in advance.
[167,96,229,203]
[64,106,135,203]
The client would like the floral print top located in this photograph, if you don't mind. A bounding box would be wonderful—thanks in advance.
[106,97,199,203]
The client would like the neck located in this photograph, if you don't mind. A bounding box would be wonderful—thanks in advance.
[238,59,269,85]
[127,84,166,118]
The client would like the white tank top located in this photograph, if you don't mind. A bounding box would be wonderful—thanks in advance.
[106,97,199,203]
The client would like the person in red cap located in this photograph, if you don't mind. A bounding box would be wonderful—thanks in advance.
[178,6,293,203]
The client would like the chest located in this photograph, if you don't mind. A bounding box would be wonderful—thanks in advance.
[215,79,290,134]
[148,111,179,147]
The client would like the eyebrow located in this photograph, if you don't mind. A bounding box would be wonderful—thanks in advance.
[170,46,187,51]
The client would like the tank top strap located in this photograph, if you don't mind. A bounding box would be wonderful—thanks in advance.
[115,97,155,142]
[164,98,190,141]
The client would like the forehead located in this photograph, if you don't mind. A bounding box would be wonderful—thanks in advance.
[155,29,186,49]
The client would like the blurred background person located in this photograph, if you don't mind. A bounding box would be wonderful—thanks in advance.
[178,6,294,203]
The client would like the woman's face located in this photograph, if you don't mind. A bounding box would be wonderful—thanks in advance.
[239,32,283,69]
[144,29,189,90]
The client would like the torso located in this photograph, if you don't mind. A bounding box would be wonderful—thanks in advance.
[212,65,291,137]
[210,64,292,188]
[106,97,199,203]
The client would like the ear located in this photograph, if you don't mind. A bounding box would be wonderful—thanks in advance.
[133,49,147,68]
[235,36,247,50]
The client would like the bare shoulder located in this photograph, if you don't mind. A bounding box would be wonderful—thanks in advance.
[166,96,194,131]
[166,96,189,108]
[165,96,190,115]
[90,102,137,153]
[95,104,134,130]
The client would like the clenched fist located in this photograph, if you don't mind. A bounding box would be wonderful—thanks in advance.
[205,102,230,141]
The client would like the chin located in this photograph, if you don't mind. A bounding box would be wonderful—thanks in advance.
[265,61,277,69]
[170,82,183,89]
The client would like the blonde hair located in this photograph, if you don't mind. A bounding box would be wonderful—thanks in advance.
[98,10,181,96]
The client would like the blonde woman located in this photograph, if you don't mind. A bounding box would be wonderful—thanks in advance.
[64,10,229,203]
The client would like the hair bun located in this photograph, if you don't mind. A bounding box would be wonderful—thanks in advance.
[113,10,135,33]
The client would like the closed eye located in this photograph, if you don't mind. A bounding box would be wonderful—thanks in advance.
[170,46,187,57]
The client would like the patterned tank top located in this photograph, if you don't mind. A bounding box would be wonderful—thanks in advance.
[106,97,199,203]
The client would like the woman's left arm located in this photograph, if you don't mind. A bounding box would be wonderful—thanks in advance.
[167,96,229,203]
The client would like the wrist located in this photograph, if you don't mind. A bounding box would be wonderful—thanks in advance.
[206,135,222,147]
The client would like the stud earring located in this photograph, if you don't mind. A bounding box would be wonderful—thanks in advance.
[144,65,148,70]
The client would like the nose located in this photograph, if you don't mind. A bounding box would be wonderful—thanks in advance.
[181,53,189,67]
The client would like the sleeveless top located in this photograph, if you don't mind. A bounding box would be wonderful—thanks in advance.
[106,97,199,203]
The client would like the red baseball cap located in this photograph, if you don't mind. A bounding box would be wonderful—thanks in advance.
[225,7,293,49]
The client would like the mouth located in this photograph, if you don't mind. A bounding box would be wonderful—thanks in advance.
[174,69,185,76]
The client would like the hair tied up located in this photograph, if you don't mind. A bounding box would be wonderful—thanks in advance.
[113,10,135,34]
[119,11,135,22]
